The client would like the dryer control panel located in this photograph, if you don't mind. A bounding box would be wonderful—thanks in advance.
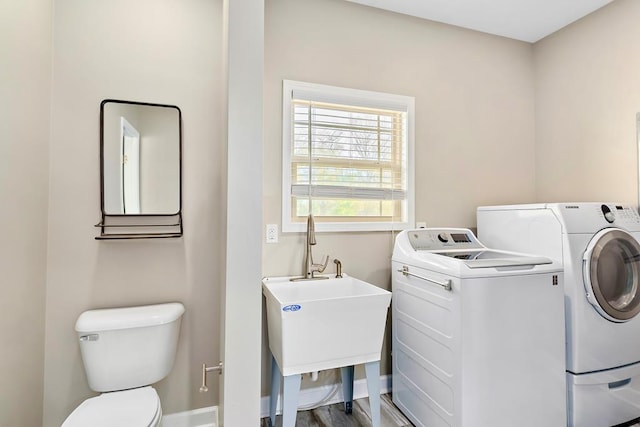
[408,228,484,251]
[599,204,640,225]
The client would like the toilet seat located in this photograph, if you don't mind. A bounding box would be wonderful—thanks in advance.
[62,386,161,427]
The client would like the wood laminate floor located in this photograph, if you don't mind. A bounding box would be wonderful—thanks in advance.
[260,393,412,427]
[261,393,640,427]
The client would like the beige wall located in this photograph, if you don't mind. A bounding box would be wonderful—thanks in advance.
[6,0,634,422]
[0,0,51,425]
[43,0,224,426]
[263,0,537,394]
[534,0,640,203]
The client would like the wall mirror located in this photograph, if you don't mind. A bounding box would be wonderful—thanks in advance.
[96,99,182,239]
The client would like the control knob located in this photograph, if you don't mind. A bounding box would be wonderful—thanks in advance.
[438,233,449,243]
[601,204,615,223]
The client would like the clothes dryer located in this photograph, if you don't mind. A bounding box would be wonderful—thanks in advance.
[478,203,640,426]
[391,228,566,427]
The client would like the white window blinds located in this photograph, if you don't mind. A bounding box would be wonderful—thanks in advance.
[282,80,414,232]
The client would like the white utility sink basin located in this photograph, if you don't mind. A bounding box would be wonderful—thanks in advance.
[262,274,392,376]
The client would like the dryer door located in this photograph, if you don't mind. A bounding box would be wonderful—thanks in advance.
[583,228,640,322]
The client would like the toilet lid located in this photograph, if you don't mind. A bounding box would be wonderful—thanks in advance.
[62,386,160,427]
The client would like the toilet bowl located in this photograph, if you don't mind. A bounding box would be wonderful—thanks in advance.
[62,386,161,427]
[62,303,184,426]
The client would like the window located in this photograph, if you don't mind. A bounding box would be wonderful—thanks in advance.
[282,80,414,232]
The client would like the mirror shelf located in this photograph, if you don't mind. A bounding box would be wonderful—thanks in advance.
[94,213,182,240]
[97,99,183,240]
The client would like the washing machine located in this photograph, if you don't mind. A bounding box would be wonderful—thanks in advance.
[478,202,640,426]
[391,228,566,427]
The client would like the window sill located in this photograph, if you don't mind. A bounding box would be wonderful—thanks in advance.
[282,221,413,233]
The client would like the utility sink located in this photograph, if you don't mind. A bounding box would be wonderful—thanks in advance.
[262,274,392,376]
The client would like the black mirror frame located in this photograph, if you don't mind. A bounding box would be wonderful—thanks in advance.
[95,99,183,239]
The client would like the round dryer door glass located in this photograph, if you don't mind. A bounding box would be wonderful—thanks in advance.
[584,228,640,322]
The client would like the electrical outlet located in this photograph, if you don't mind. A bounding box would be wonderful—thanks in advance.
[266,224,278,243]
[416,221,427,229]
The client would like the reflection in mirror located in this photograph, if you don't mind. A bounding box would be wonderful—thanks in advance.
[101,100,181,215]
[121,117,140,214]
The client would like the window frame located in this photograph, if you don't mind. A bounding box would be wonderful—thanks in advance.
[281,80,415,233]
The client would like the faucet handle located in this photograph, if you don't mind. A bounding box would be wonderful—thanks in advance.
[312,255,330,273]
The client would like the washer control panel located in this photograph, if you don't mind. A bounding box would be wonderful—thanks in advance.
[408,228,484,251]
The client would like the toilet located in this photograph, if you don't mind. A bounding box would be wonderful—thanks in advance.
[62,302,185,427]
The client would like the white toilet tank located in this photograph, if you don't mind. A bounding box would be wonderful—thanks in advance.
[75,302,185,392]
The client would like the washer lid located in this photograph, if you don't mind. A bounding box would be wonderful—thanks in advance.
[432,250,552,269]
[584,228,640,322]
[62,386,160,427]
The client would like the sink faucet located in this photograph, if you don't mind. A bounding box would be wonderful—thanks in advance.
[291,214,329,281]
[304,214,329,279]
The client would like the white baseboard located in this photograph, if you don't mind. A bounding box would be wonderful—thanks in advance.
[161,374,391,427]
[162,405,218,427]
